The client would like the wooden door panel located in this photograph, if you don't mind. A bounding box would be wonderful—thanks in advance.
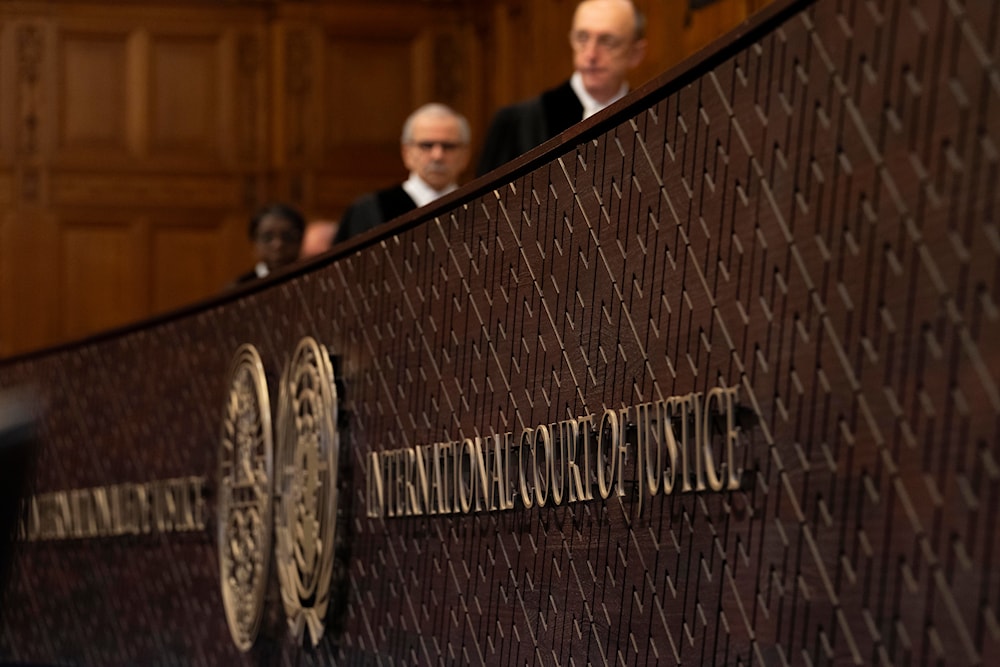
[60,218,145,340]
[149,34,220,158]
[1,210,62,356]
[151,222,232,313]
[0,0,768,358]
[51,173,244,208]
[59,31,128,154]
[326,38,414,149]
[0,171,12,203]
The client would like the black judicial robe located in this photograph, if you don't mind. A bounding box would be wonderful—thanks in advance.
[333,184,417,244]
[476,79,584,177]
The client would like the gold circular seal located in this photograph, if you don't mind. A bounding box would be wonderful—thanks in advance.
[274,336,339,646]
[217,344,274,652]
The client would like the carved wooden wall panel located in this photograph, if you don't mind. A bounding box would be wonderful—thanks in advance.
[60,214,145,340]
[59,32,129,154]
[0,5,270,359]
[0,174,11,206]
[149,215,244,314]
[0,211,60,355]
[0,0,773,365]
[149,35,221,158]
[2,0,999,665]
[325,37,413,149]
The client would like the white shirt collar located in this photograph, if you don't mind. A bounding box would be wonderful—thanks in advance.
[570,71,629,120]
[402,173,458,209]
[254,261,269,278]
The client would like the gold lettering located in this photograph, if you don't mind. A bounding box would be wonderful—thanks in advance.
[108,484,122,535]
[402,449,417,516]
[563,419,583,503]
[92,488,112,536]
[22,477,208,542]
[68,490,80,538]
[135,483,148,533]
[596,410,619,500]
[384,452,397,518]
[191,477,207,530]
[430,443,443,514]
[724,387,741,490]
[172,480,189,531]
[503,433,515,510]
[702,387,727,491]
[123,483,137,534]
[518,428,534,510]
[414,445,431,516]
[674,396,694,493]
[534,425,552,508]
[469,437,490,513]
[487,434,503,511]
[26,497,40,541]
[433,442,449,514]
[358,387,753,520]
[450,442,459,513]
[690,393,706,492]
[176,478,194,531]
[550,422,565,506]
[661,399,681,495]
[54,492,71,539]
[616,407,629,497]
[153,482,173,532]
[396,450,406,516]
[457,438,474,514]
[578,415,595,501]
[638,401,659,501]
[39,496,54,540]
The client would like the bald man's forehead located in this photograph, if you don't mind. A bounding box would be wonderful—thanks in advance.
[573,0,638,37]
[410,115,464,141]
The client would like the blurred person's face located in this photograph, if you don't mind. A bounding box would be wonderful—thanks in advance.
[254,213,302,272]
[570,0,646,103]
[300,221,336,259]
[402,114,470,192]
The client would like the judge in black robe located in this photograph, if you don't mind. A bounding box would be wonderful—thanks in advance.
[333,103,470,245]
[333,185,418,245]
[476,80,583,177]
[476,0,648,177]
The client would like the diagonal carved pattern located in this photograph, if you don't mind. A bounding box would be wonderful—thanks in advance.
[0,0,998,665]
[320,1,1000,664]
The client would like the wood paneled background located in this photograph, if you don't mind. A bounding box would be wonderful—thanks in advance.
[0,0,770,359]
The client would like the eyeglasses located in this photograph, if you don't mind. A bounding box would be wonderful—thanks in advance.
[570,30,629,53]
[408,141,465,152]
[256,230,301,244]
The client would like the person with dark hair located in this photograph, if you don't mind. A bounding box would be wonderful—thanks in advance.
[476,0,647,176]
[234,203,306,284]
[332,103,471,245]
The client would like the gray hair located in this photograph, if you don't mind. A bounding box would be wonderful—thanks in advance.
[401,103,470,145]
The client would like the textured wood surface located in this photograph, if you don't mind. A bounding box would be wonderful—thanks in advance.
[2,0,999,664]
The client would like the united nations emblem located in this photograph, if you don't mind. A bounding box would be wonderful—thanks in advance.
[217,344,274,652]
[274,336,339,646]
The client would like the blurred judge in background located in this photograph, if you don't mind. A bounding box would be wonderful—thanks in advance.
[477,0,647,176]
[332,103,471,245]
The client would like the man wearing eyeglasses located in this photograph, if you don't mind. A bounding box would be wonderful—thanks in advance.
[476,0,647,176]
[333,103,471,244]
